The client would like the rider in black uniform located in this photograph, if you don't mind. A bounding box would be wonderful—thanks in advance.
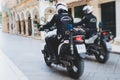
[39,2,74,61]
[74,5,97,39]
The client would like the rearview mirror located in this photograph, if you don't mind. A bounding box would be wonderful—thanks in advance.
[99,22,103,28]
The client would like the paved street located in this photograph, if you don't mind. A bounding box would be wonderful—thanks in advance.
[0,30,120,80]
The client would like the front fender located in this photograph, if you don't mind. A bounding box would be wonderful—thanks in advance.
[102,40,112,52]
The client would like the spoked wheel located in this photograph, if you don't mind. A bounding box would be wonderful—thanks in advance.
[43,45,52,66]
[67,58,84,79]
[95,44,109,63]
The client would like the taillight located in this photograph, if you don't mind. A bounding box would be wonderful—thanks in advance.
[102,32,108,36]
[75,36,83,41]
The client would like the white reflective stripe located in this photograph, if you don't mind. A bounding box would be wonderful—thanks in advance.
[58,42,65,55]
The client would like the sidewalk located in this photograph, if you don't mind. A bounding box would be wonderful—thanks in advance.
[112,43,120,53]
[0,50,28,80]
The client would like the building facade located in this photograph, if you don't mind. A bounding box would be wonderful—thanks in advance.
[2,0,120,42]
[2,0,40,39]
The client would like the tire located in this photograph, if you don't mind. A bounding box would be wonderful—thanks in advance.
[44,45,52,66]
[95,44,109,63]
[67,58,84,79]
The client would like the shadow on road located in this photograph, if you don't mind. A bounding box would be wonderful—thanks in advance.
[48,65,68,76]
[46,65,80,80]
[111,51,120,55]
[85,56,97,63]
[85,55,97,62]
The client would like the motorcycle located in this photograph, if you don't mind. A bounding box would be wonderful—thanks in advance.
[78,22,112,63]
[41,24,86,79]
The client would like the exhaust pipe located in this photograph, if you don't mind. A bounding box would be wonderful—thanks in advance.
[90,49,99,55]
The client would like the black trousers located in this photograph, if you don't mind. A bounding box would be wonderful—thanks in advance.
[45,35,59,56]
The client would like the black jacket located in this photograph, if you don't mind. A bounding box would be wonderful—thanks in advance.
[74,13,97,38]
[74,13,97,30]
[43,11,73,36]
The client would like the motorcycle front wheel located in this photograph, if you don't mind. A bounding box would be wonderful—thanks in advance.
[67,58,84,79]
[44,45,52,66]
[95,44,109,63]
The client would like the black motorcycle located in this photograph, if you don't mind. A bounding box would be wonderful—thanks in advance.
[42,24,86,79]
[78,23,112,63]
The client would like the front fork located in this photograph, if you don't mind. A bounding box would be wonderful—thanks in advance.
[70,32,74,55]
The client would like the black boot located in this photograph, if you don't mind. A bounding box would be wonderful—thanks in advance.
[41,50,46,54]
[50,53,59,64]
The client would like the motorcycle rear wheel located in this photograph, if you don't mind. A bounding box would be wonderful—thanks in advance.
[67,58,84,79]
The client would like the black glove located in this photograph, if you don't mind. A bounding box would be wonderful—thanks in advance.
[33,21,41,29]
[38,27,44,31]
[37,23,41,29]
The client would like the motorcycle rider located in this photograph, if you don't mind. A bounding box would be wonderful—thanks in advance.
[39,2,74,62]
[74,5,97,39]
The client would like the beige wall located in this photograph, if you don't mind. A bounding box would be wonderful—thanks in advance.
[99,0,115,4]
[115,0,120,42]
[2,12,9,33]
[2,0,40,37]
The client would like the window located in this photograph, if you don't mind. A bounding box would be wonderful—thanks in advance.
[68,8,72,15]
[74,5,86,18]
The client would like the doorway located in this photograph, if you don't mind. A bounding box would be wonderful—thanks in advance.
[23,20,26,35]
[28,17,32,36]
[101,1,116,37]
[18,21,21,34]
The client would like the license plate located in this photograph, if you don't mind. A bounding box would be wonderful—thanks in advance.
[106,42,112,51]
[76,44,86,53]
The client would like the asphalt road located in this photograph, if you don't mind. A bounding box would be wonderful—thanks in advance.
[0,30,120,80]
